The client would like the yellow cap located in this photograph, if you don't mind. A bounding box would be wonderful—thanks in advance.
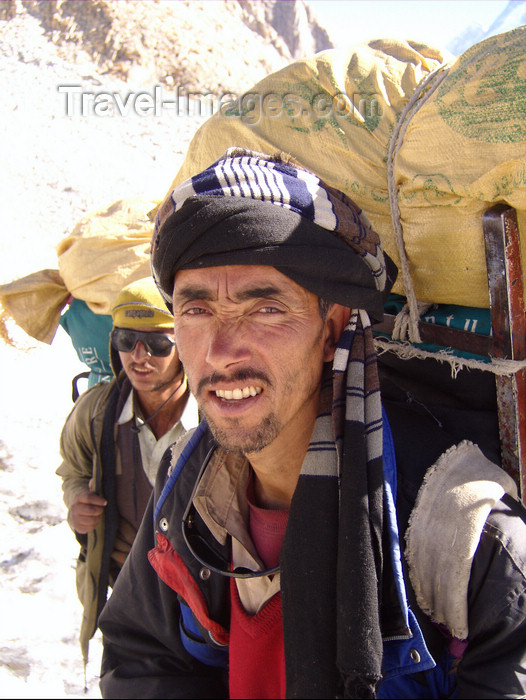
[111,277,172,330]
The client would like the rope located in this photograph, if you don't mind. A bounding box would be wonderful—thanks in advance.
[374,336,526,379]
[391,300,434,342]
[386,62,452,343]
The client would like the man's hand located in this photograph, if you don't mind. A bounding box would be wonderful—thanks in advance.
[70,491,107,534]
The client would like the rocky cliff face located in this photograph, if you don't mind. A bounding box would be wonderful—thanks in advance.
[1,0,333,93]
[242,0,333,59]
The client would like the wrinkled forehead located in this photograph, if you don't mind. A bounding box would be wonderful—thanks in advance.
[172,264,318,306]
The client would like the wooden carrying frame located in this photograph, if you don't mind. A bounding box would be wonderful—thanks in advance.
[374,205,525,503]
[484,204,526,502]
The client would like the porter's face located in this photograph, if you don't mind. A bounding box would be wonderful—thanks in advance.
[117,327,182,394]
[172,265,335,455]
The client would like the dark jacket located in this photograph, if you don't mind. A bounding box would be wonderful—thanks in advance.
[98,390,526,698]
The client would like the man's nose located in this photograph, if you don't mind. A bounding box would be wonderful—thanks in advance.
[130,339,150,359]
[205,321,251,370]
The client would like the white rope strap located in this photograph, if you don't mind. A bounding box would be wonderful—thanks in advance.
[391,300,434,341]
[374,336,526,379]
[386,62,452,343]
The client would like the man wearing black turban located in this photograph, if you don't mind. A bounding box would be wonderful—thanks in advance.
[98,149,526,699]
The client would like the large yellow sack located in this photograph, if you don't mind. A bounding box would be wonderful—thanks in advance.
[162,38,445,272]
[162,29,525,308]
[56,197,154,313]
[0,269,70,344]
[0,198,154,344]
[393,26,526,308]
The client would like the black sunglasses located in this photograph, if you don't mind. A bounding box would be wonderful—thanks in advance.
[111,327,176,357]
[181,447,280,580]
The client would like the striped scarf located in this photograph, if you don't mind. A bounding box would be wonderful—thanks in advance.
[281,308,388,697]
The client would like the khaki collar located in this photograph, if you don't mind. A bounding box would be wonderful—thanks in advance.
[193,447,281,614]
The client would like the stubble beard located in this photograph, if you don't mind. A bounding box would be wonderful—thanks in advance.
[204,411,281,454]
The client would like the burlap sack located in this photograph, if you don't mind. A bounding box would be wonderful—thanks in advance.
[160,29,525,308]
[0,198,154,344]
[0,268,70,344]
[394,26,525,307]
[56,197,154,313]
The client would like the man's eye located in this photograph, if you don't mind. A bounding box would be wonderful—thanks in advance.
[258,306,282,314]
[183,306,209,315]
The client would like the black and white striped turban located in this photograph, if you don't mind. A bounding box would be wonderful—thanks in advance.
[151,148,397,320]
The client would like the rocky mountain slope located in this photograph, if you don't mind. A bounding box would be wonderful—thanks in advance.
[0,5,332,696]
[1,0,334,93]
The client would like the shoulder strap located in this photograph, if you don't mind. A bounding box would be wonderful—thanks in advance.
[95,381,126,622]
[71,371,91,402]
[154,419,209,522]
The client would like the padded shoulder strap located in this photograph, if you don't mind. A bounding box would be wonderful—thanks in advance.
[154,419,209,522]
[405,440,517,640]
[95,380,125,621]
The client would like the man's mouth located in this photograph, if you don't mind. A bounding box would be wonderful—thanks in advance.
[214,386,262,400]
[131,365,153,374]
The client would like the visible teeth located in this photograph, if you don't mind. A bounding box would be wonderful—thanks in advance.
[215,386,262,400]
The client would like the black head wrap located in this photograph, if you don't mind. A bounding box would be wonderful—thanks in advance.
[151,149,396,319]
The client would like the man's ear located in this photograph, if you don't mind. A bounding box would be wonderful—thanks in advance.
[323,304,350,362]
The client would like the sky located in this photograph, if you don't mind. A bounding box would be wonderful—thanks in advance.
[307,0,525,52]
